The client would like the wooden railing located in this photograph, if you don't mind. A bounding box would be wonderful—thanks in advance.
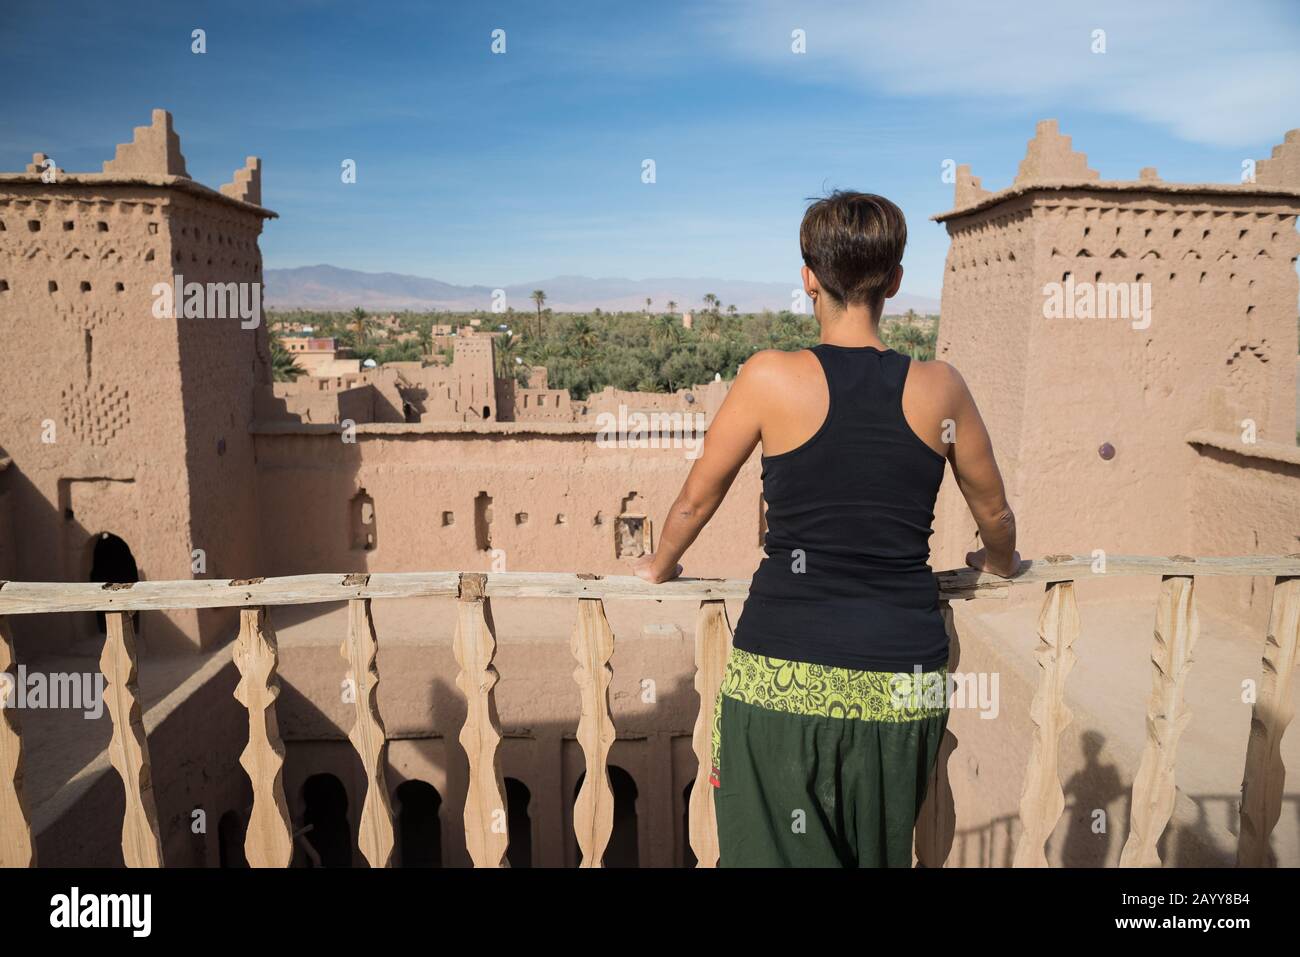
[0,554,1297,868]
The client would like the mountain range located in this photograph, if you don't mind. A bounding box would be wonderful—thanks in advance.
[262,265,941,315]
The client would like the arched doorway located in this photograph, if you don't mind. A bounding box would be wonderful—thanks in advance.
[393,779,442,867]
[297,773,352,867]
[88,531,139,634]
[218,810,248,868]
[573,765,639,867]
[505,777,533,868]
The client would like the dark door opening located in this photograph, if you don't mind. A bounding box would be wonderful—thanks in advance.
[297,773,353,867]
[89,531,139,634]
[394,779,442,867]
[573,765,639,867]
[218,810,249,868]
[505,777,533,868]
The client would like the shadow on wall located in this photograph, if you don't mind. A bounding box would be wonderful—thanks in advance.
[34,597,1272,867]
[2,465,200,658]
[215,616,709,868]
[918,611,1275,868]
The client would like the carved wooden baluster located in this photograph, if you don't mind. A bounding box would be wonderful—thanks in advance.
[1120,574,1199,867]
[101,610,164,867]
[571,597,616,867]
[916,599,959,868]
[342,597,394,867]
[1012,580,1080,867]
[232,607,293,867]
[453,573,509,867]
[0,617,34,866]
[1237,576,1300,867]
[688,599,732,868]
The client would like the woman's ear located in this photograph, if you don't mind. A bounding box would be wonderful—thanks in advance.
[885,264,904,299]
[801,265,819,299]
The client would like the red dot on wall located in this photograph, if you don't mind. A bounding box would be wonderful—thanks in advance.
[1098,442,1115,461]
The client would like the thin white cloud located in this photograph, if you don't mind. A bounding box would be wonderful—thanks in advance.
[707,0,1299,147]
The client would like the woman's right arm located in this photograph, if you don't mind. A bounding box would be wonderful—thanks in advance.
[939,363,1021,578]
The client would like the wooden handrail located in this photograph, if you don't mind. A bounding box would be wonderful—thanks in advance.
[1,554,1297,615]
[3,555,1297,870]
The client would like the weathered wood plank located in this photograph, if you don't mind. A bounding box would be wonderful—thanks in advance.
[102,611,163,867]
[0,617,34,866]
[1237,576,1300,867]
[1012,581,1081,867]
[0,571,461,615]
[688,599,732,868]
[571,597,616,867]
[1,556,1296,614]
[232,607,293,868]
[1120,575,1199,867]
[342,598,394,867]
[453,573,509,868]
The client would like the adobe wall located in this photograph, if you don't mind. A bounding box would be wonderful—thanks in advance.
[931,122,1300,579]
[0,182,201,656]
[250,423,765,578]
[0,112,275,655]
[932,199,1037,568]
[1183,434,1300,632]
[1019,191,1297,561]
[167,189,272,647]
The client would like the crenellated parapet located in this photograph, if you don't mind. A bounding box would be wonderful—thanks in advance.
[953,163,991,208]
[934,120,1300,222]
[1255,129,1300,188]
[221,156,263,206]
[1014,119,1100,185]
[102,109,189,178]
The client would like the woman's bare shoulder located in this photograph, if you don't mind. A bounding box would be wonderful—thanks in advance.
[906,357,970,398]
[736,348,819,386]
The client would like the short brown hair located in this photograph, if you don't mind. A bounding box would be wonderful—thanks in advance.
[799,191,907,310]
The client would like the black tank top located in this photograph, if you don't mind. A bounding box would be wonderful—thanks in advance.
[733,344,950,672]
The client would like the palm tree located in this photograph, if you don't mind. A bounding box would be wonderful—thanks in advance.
[651,312,681,348]
[530,290,547,339]
[644,297,652,313]
[495,331,526,380]
[350,306,370,348]
[888,323,932,359]
[270,339,307,382]
[566,316,601,358]
[726,304,738,316]
[666,300,678,314]
[702,293,720,313]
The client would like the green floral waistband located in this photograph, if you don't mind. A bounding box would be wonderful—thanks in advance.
[719,647,949,723]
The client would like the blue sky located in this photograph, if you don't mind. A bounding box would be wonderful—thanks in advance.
[2,0,1297,298]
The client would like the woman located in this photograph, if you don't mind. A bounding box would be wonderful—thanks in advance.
[631,191,1020,867]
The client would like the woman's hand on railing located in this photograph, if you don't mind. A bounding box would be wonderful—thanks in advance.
[630,552,683,584]
[965,546,1024,579]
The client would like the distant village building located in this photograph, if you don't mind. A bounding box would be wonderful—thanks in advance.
[281,335,358,377]
[268,328,729,425]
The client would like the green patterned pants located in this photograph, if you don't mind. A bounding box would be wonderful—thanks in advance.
[711,647,949,868]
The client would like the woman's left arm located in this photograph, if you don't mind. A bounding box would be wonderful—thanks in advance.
[631,354,772,583]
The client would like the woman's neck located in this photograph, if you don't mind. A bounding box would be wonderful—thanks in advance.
[816,303,887,349]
